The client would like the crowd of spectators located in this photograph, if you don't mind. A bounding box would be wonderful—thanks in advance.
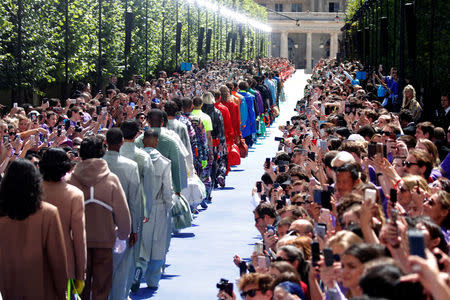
[0,57,294,299]
[223,58,450,300]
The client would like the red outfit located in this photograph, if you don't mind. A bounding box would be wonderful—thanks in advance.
[222,100,241,142]
[214,101,234,146]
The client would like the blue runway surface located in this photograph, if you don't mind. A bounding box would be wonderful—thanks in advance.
[130,70,308,300]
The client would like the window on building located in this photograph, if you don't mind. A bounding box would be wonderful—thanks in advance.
[329,2,340,12]
[291,3,302,12]
[275,3,283,12]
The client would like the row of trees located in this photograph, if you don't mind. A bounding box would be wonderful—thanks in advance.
[342,0,449,118]
[0,0,268,103]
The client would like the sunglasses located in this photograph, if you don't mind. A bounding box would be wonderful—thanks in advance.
[8,132,16,136]
[291,201,305,206]
[424,198,435,206]
[398,185,409,193]
[403,161,419,168]
[240,289,260,298]
[380,131,393,136]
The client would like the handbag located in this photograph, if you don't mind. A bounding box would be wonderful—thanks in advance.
[171,194,193,230]
[228,143,241,166]
[238,139,248,158]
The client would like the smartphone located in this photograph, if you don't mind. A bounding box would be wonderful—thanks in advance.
[261,194,267,202]
[311,241,320,266]
[323,248,334,267]
[274,137,285,143]
[254,241,264,254]
[308,152,316,161]
[30,114,37,122]
[390,188,397,204]
[315,223,327,239]
[93,116,98,122]
[266,225,275,236]
[313,189,322,205]
[2,135,9,144]
[365,189,377,204]
[70,99,76,105]
[265,157,270,169]
[320,208,331,223]
[314,189,332,210]
[376,142,384,157]
[13,102,18,108]
[57,125,62,137]
[273,183,280,189]
[102,107,107,115]
[368,143,377,158]
[267,248,277,260]
[408,230,426,258]
[256,181,262,193]
[286,121,290,126]
[320,139,327,151]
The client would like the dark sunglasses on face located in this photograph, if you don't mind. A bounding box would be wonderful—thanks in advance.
[240,289,260,298]
[424,198,435,206]
[398,185,408,193]
[380,131,392,136]
[403,161,419,168]
[291,201,305,206]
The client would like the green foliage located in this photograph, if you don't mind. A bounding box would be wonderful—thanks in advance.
[342,0,449,108]
[0,0,268,102]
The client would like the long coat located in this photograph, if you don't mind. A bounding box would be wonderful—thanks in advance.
[141,147,174,261]
[42,180,86,280]
[120,142,154,218]
[135,127,184,194]
[0,202,68,299]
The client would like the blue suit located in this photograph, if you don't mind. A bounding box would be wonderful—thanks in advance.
[238,90,257,138]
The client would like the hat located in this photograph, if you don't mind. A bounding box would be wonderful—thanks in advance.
[276,282,305,300]
[347,134,365,142]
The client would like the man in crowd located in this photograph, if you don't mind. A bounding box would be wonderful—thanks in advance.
[103,128,141,300]
[67,136,131,299]
[119,120,155,293]
[134,130,174,289]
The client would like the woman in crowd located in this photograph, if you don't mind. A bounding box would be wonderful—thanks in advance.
[0,159,68,299]
[40,148,87,293]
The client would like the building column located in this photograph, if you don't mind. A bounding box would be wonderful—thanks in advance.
[280,32,289,58]
[330,32,338,59]
[306,32,312,73]
[267,33,272,57]
[318,0,323,12]
[310,0,315,12]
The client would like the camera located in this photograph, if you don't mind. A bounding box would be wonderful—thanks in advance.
[217,278,233,297]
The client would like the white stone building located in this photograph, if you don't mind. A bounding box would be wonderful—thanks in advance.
[256,0,347,72]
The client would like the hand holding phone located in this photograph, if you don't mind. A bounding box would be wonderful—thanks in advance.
[256,181,262,193]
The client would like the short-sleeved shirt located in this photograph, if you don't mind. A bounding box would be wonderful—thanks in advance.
[191,109,213,133]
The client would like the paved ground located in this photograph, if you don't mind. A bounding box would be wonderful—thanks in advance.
[129,70,309,299]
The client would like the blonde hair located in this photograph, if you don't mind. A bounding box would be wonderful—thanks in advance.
[402,175,430,193]
[202,92,215,105]
[326,230,363,250]
[417,138,440,167]
[402,84,417,107]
